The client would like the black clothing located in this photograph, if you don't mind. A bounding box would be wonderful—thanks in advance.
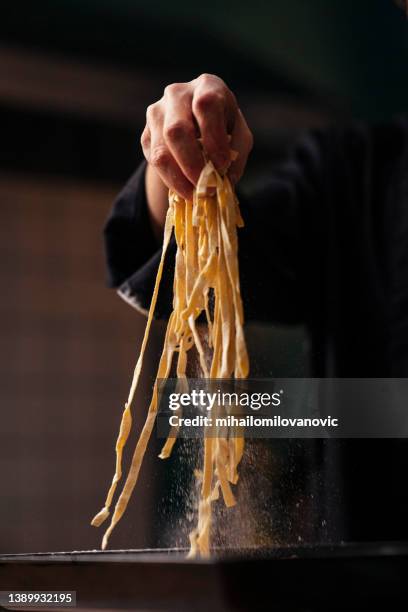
[103,118,408,543]
[104,118,408,378]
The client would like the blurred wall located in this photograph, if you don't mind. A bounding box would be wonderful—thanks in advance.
[57,0,408,120]
[0,175,166,553]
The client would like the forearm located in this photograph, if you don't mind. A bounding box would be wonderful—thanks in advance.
[145,163,169,242]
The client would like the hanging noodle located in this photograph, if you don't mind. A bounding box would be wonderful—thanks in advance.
[91,152,249,557]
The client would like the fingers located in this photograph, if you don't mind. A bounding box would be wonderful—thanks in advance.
[192,74,234,173]
[140,74,253,198]
[228,109,254,186]
[162,83,205,185]
[142,103,194,200]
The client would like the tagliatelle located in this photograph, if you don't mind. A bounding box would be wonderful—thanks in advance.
[91,155,249,557]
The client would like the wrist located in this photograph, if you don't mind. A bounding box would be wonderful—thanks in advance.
[145,163,168,242]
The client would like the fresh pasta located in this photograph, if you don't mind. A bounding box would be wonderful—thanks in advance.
[91,154,249,557]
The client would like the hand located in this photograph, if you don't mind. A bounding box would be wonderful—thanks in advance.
[141,73,253,202]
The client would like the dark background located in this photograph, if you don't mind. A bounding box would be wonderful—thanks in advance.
[0,0,407,554]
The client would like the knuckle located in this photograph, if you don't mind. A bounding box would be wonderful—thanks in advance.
[150,145,171,169]
[197,72,220,84]
[164,120,192,142]
[140,129,150,150]
[164,82,182,97]
[146,102,161,123]
[198,72,213,83]
[194,90,224,114]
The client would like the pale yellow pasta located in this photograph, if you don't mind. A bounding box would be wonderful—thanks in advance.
[92,156,249,557]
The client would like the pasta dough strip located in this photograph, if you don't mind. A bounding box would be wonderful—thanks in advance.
[91,204,175,528]
[92,159,249,556]
[101,311,178,549]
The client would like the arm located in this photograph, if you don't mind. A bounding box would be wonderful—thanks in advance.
[104,131,325,323]
[104,73,325,323]
[140,73,253,239]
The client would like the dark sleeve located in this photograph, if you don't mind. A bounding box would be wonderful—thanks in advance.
[103,161,175,318]
[236,132,325,324]
[103,133,325,322]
